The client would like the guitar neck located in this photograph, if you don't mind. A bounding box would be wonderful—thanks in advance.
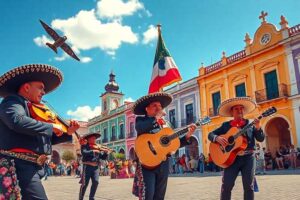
[233,115,263,139]
[168,121,202,140]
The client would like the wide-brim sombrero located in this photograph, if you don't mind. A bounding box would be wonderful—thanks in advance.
[0,64,63,97]
[82,132,101,139]
[218,97,257,117]
[132,92,173,115]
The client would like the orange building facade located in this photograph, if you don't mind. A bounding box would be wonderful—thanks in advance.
[198,12,300,156]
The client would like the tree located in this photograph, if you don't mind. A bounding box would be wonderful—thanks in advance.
[61,150,75,163]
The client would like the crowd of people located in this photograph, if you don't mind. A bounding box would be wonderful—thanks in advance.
[43,143,300,181]
[256,144,300,173]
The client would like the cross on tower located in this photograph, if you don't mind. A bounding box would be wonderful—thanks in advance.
[259,11,268,23]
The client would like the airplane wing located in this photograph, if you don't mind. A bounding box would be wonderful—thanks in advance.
[61,43,80,61]
[39,19,60,41]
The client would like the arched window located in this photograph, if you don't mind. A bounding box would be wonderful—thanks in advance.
[119,124,124,139]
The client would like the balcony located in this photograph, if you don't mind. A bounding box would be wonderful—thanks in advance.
[255,84,289,103]
[209,107,218,117]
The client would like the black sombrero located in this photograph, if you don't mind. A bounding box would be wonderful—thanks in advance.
[218,97,257,117]
[82,132,101,139]
[0,64,63,97]
[132,92,173,115]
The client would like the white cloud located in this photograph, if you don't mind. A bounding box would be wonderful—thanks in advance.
[142,25,158,44]
[67,105,101,121]
[53,46,92,63]
[124,97,134,102]
[81,57,92,63]
[96,0,144,19]
[33,35,53,47]
[51,9,138,56]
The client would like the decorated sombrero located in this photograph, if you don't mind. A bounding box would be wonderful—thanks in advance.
[0,64,63,97]
[132,92,173,115]
[82,132,101,139]
[218,97,257,117]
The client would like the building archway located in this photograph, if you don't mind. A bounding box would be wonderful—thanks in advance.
[119,148,125,155]
[129,147,136,160]
[265,117,291,155]
[51,150,60,164]
[185,136,199,158]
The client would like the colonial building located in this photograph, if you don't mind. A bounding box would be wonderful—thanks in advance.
[125,103,137,160]
[164,77,203,158]
[52,120,88,164]
[198,12,299,156]
[284,22,300,146]
[88,72,131,154]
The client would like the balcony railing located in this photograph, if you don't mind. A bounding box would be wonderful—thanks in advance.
[255,84,289,103]
[209,108,218,117]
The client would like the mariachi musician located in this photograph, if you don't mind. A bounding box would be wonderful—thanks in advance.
[0,64,80,200]
[132,92,197,200]
[79,132,113,200]
[208,97,265,200]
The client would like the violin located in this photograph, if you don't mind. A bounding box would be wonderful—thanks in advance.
[27,101,81,139]
[89,143,115,154]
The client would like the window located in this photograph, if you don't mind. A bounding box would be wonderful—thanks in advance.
[111,126,116,141]
[103,128,108,143]
[169,109,176,128]
[212,92,221,115]
[119,124,124,139]
[264,70,279,100]
[129,122,135,137]
[185,104,194,124]
[235,83,246,97]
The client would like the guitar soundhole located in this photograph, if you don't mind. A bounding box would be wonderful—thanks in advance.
[228,136,234,145]
[160,136,170,146]
[225,144,234,152]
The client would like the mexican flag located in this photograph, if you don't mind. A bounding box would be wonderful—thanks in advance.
[148,25,182,93]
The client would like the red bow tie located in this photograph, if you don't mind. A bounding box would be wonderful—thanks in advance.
[230,119,246,128]
[157,118,166,126]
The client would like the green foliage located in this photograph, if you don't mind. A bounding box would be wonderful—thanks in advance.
[61,150,75,163]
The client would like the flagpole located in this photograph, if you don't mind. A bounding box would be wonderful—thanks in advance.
[157,24,162,92]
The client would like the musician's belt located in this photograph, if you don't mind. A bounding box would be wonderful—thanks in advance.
[237,150,255,156]
[83,161,98,167]
[0,149,47,166]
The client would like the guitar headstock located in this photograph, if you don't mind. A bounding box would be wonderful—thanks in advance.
[197,116,211,126]
[261,106,277,118]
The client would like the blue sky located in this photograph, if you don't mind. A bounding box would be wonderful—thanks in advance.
[1,0,300,121]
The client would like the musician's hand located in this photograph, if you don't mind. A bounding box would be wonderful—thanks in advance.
[53,124,63,136]
[186,124,197,139]
[253,118,261,130]
[67,120,80,135]
[155,111,166,121]
[216,136,229,147]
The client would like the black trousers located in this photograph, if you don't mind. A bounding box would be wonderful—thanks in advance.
[14,158,48,200]
[79,164,99,200]
[221,154,255,200]
[142,160,169,200]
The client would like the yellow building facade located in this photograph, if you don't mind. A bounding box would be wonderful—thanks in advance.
[198,12,299,156]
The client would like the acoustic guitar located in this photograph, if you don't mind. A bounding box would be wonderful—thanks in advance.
[209,107,277,168]
[135,117,211,169]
